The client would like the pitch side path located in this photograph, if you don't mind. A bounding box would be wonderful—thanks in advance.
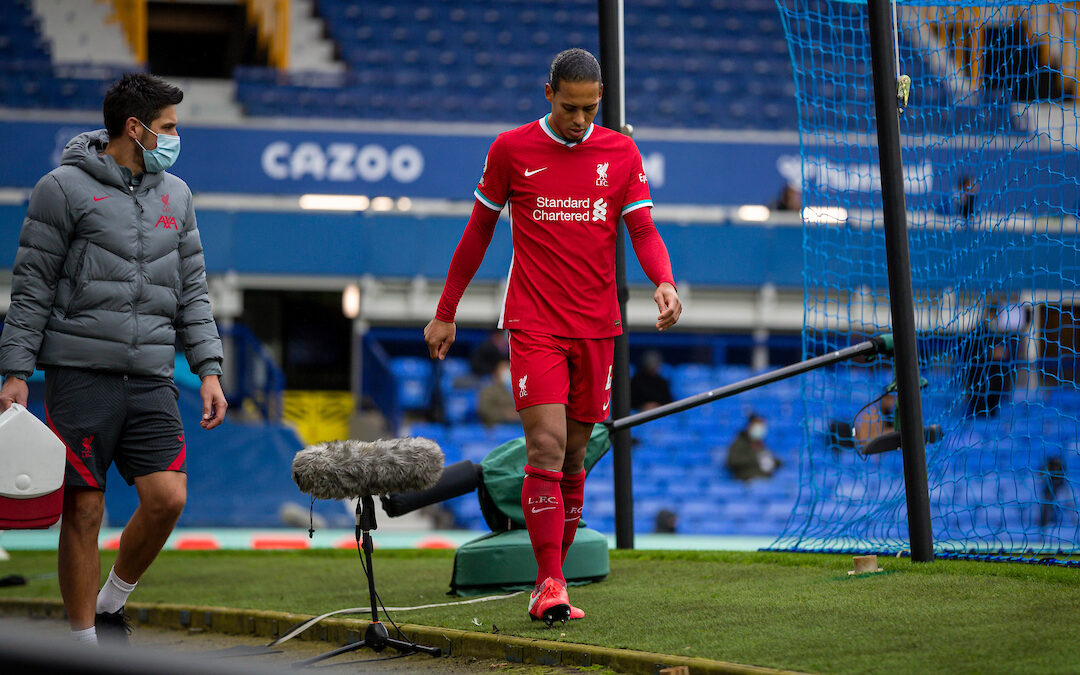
[2,548,1079,674]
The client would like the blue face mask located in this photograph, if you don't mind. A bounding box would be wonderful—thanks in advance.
[135,120,180,173]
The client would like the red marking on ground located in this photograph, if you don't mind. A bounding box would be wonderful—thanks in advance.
[174,537,221,550]
[251,536,309,550]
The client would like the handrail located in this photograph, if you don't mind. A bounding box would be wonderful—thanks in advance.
[223,323,286,421]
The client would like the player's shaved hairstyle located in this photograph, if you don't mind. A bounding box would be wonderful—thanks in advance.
[103,73,183,138]
[548,48,602,92]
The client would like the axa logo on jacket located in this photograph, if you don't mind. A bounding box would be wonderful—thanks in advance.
[155,193,176,228]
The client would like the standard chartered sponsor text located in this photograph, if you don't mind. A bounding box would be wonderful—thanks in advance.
[533,196,594,222]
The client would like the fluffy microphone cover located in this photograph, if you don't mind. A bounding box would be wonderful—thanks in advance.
[292,437,444,500]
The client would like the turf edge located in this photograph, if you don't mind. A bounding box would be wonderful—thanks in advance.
[0,597,808,675]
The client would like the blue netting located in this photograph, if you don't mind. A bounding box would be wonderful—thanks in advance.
[771,0,1080,559]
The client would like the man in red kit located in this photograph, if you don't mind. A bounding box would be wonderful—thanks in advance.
[425,48,681,625]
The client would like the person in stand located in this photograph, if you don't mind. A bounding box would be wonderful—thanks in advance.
[855,392,896,445]
[0,74,226,646]
[725,413,781,481]
[630,350,673,411]
[478,359,519,426]
[1039,457,1077,530]
[769,182,801,212]
[470,328,510,378]
[424,48,681,624]
[654,508,678,534]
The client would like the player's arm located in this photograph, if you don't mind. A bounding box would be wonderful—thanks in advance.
[623,206,681,331]
[0,175,76,410]
[424,200,501,359]
[176,189,227,429]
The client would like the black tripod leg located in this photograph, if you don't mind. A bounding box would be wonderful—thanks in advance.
[293,640,367,667]
[385,637,442,657]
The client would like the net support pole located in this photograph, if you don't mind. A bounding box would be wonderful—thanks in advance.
[610,335,893,432]
[597,0,634,549]
[866,0,934,562]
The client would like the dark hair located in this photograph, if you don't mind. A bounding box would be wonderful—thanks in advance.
[549,48,602,92]
[103,73,183,138]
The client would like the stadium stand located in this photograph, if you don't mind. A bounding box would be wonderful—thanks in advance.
[0,0,135,109]
[0,0,801,128]
[1,0,1069,134]
[33,0,136,65]
[236,0,801,128]
[0,0,51,65]
[0,0,1030,133]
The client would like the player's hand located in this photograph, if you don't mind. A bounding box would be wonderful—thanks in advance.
[424,318,456,360]
[199,374,228,430]
[654,282,681,331]
[0,377,29,412]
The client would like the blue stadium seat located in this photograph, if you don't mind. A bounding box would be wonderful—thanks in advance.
[444,389,478,424]
[225,0,814,130]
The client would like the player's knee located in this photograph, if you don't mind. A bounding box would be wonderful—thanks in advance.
[527,430,565,468]
[62,493,105,534]
[562,448,587,474]
[146,487,187,522]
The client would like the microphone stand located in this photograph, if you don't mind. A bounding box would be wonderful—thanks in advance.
[297,495,442,666]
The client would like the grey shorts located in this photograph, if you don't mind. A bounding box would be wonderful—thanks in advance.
[44,367,186,489]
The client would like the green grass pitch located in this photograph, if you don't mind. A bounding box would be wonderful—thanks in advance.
[3,548,1079,674]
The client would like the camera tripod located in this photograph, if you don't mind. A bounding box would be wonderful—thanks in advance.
[297,495,442,666]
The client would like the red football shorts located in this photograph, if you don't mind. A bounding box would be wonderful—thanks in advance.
[507,330,615,423]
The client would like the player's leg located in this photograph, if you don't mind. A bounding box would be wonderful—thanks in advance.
[520,405,573,624]
[559,337,614,621]
[112,471,187,585]
[45,367,121,641]
[98,376,187,640]
[519,403,570,586]
[521,402,568,470]
[510,330,573,624]
[560,417,591,563]
[562,336,613,561]
[58,488,105,632]
[558,419,590,621]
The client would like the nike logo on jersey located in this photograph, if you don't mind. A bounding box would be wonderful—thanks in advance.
[524,167,548,177]
[531,506,558,514]
[602,397,610,412]
[93,196,110,201]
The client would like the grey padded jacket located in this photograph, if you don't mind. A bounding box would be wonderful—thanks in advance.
[0,129,223,380]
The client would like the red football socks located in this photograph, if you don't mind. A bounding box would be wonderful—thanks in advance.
[522,464,565,586]
[560,470,586,564]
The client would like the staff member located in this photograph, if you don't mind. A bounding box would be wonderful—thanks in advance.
[0,73,226,645]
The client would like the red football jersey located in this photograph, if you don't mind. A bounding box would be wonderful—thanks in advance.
[475,116,654,338]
